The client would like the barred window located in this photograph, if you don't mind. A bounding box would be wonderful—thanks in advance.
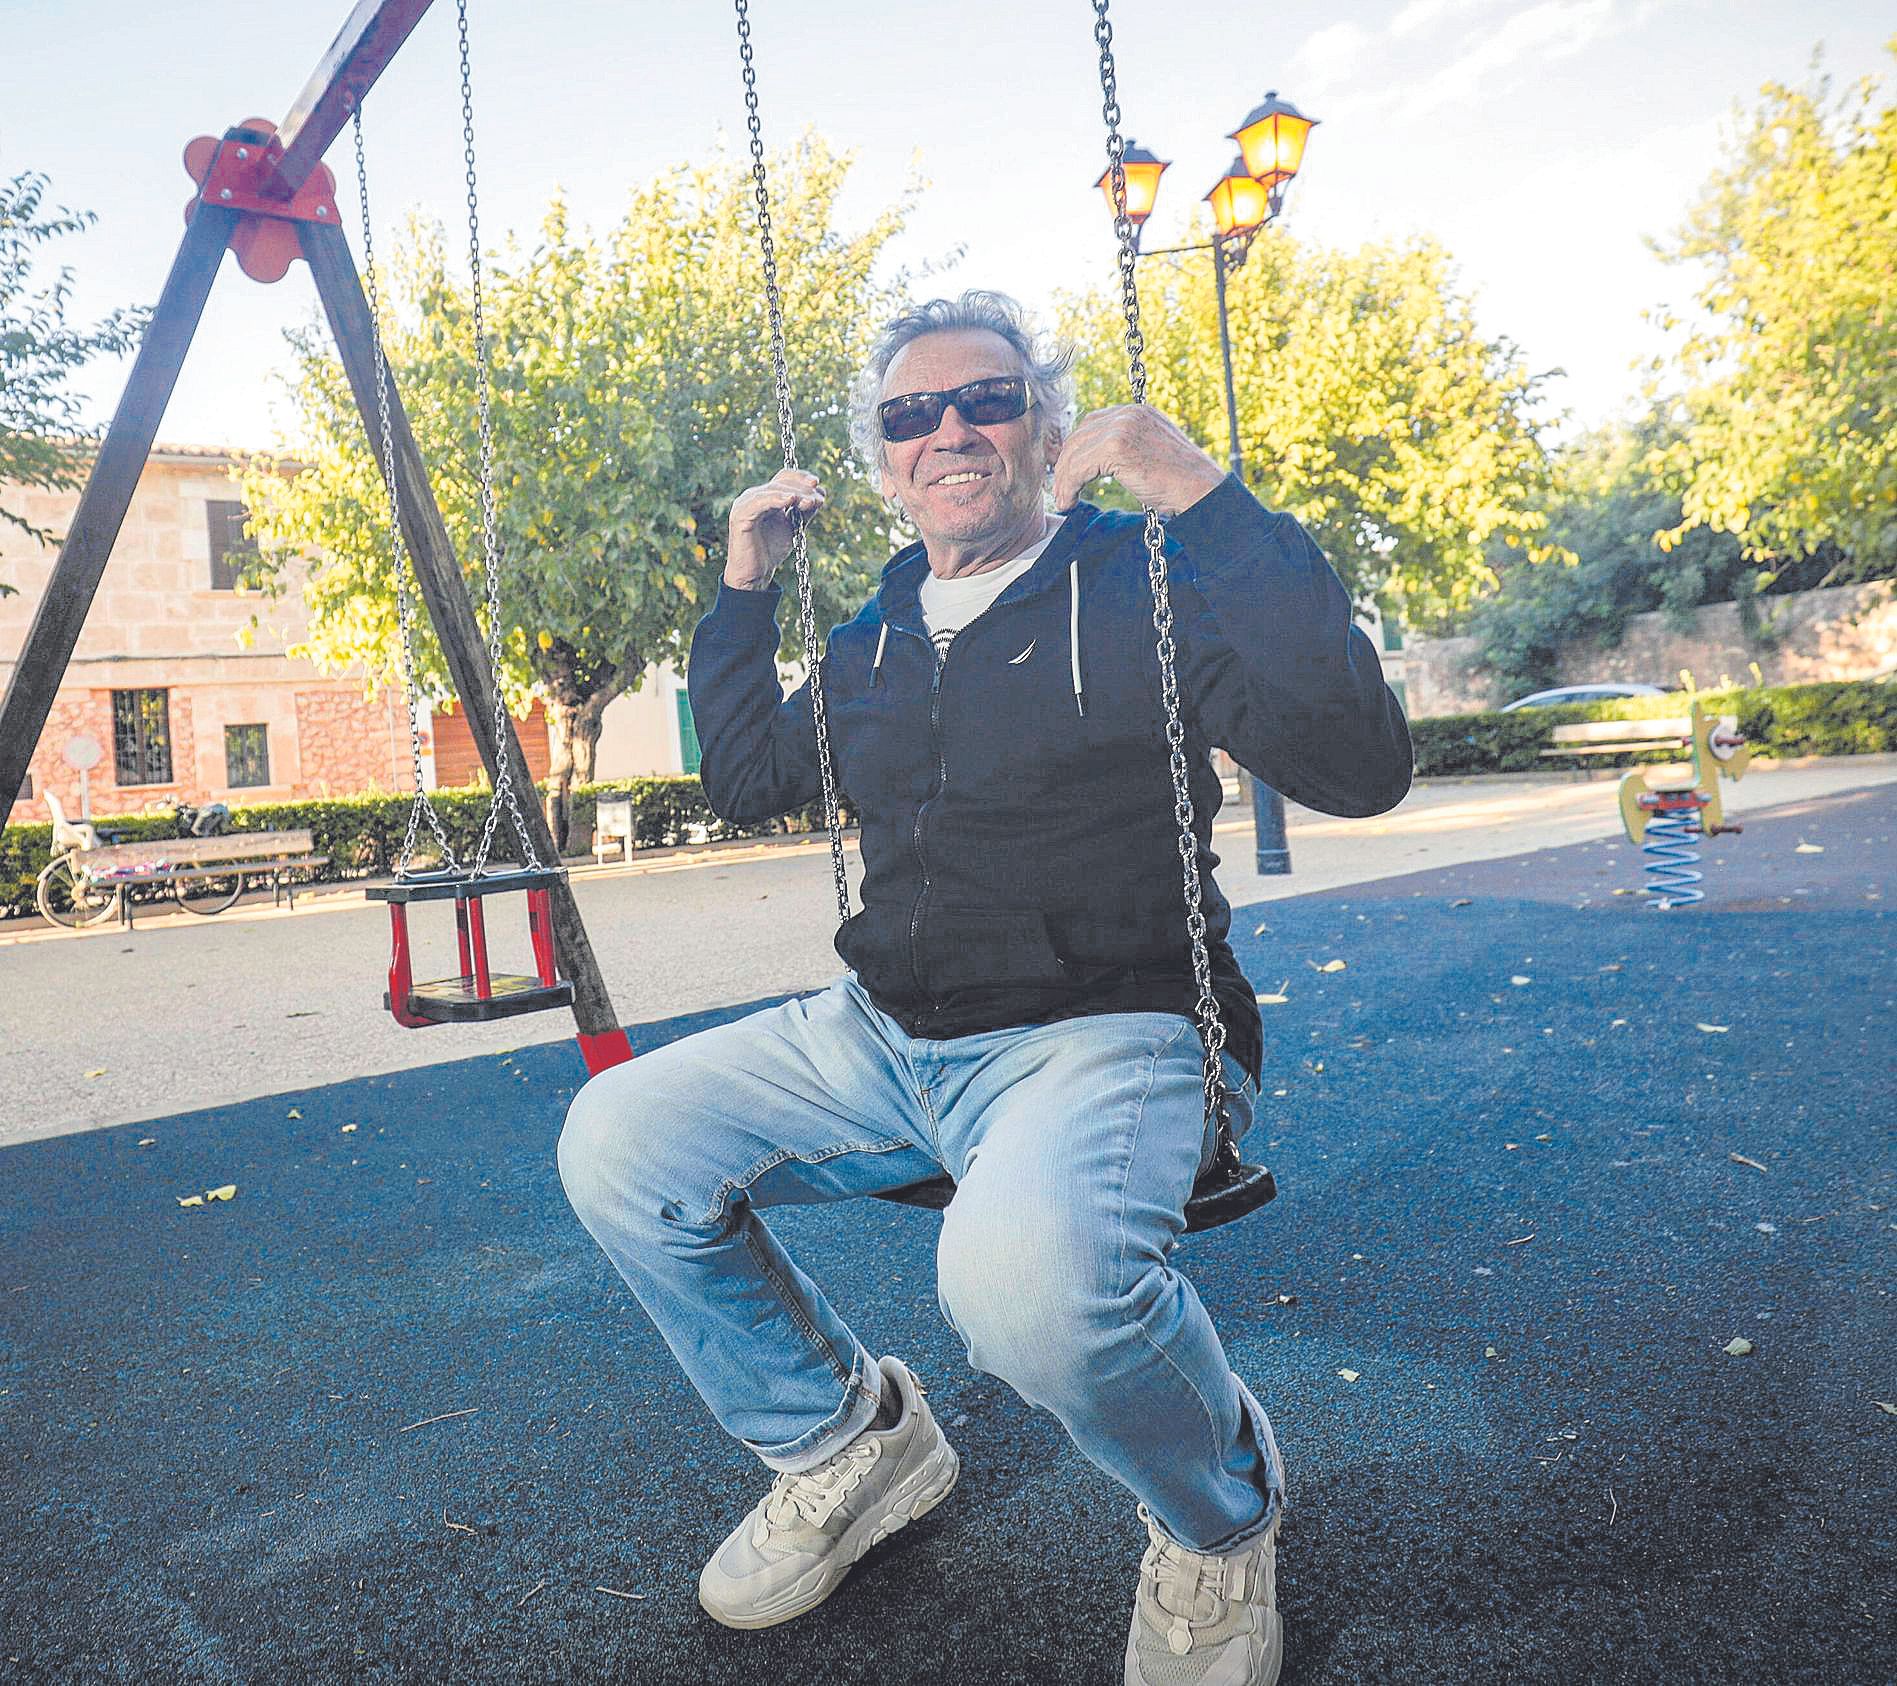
[112,690,173,786]
[206,499,256,591]
[225,723,270,788]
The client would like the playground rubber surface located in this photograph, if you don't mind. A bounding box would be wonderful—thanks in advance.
[2,782,1891,1683]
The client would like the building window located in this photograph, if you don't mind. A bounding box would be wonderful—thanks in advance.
[1375,597,1405,652]
[225,723,271,788]
[675,689,702,776]
[112,689,174,786]
[1387,678,1411,717]
[206,499,256,591]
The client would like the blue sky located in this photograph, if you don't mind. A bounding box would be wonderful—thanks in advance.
[4,0,1890,452]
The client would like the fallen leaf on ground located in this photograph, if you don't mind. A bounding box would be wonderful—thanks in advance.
[1875,1401,1897,1418]
[1450,898,1473,908]
[84,1069,107,1079]
[1337,1369,1360,1383]
[1794,842,1824,854]
[340,1124,358,1134]
[1308,959,1347,973]
[138,1138,156,1148]
[286,1109,302,1120]
[177,1195,204,1208]
[1729,1152,1769,1173]
[1504,1142,1521,1150]
[1510,976,1532,986]
[1485,1346,1501,1359]
[1253,922,1270,937]
[1697,1023,1730,1034]
[1255,981,1291,1005]
[206,1185,236,1202]
[1723,1337,1755,1357]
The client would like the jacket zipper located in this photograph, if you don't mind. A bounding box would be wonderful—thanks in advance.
[909,640,949,1011]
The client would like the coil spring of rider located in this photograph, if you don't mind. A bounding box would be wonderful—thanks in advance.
[1638,790,1709,909]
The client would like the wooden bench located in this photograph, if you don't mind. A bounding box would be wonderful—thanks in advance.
[76,829,330,926]
[1540,716,1694,765]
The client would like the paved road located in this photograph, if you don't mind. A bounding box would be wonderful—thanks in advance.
[0,782,1889,1683]
[3,756,1892,1147]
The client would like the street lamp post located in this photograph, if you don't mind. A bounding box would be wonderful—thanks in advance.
[1093,92,1317,876]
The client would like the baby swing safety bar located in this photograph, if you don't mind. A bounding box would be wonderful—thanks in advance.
[358,0,575,1029]
[729,0,1276,1233]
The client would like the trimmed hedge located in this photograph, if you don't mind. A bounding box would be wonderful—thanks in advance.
[1408,677,1894,777]
[5,678,1887,919]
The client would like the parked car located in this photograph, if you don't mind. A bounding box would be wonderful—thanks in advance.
[1498,682,1668,713]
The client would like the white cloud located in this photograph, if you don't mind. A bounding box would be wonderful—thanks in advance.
[1288,21,1378,94]
[1389,0,1515,41]
[1389,0,1624,122]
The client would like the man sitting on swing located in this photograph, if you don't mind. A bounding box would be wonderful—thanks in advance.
[559,289,1411,1685]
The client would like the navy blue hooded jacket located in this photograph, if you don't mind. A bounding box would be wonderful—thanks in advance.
[687,474,1413,1082]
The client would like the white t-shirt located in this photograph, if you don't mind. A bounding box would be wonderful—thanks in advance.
[917,524,1057,664]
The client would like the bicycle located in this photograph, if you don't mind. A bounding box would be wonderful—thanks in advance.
[35,794,240,929]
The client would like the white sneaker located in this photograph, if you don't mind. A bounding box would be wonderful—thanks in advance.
[1124,1502,1282,1686]
[697,1355,960,1630]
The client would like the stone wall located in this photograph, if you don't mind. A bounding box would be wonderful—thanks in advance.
[293,688,413,798]
[20,691,117,822]
[1393,581,1897,717]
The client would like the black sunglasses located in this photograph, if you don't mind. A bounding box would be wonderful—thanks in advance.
[877,376,1033,443]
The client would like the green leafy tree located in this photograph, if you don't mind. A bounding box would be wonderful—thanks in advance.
[1058,224,1562,633]
[0,171,149,594]
[1467,414,1751,698]
[241,136,913,845]
[1645,40,1897,576]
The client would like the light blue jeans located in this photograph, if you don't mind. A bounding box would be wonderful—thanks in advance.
[557,974,1285,1554]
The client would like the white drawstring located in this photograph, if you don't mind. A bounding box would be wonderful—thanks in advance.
[1068,560,1085,717]
[871,621,888,684]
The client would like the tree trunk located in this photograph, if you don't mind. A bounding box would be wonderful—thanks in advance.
[541,691,610,854]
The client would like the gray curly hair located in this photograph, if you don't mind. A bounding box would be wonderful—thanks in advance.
[848,290,1077,479]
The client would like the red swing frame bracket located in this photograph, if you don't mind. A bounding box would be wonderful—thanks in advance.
[178,0,437,283]
[182,122,343,285]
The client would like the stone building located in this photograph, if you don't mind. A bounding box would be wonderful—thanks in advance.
[2,448,697,828]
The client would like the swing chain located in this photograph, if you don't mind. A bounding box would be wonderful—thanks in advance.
[457,0,542,876]
[734,0,852,926]
[1092,0,1230,1133]
[353,108,462,878]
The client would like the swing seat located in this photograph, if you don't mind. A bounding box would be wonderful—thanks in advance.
[367,867,575,1028]
[871,1146,1277,1234]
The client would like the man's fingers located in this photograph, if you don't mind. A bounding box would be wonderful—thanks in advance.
[737,482,825,527]
[1051,441,1109,513]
